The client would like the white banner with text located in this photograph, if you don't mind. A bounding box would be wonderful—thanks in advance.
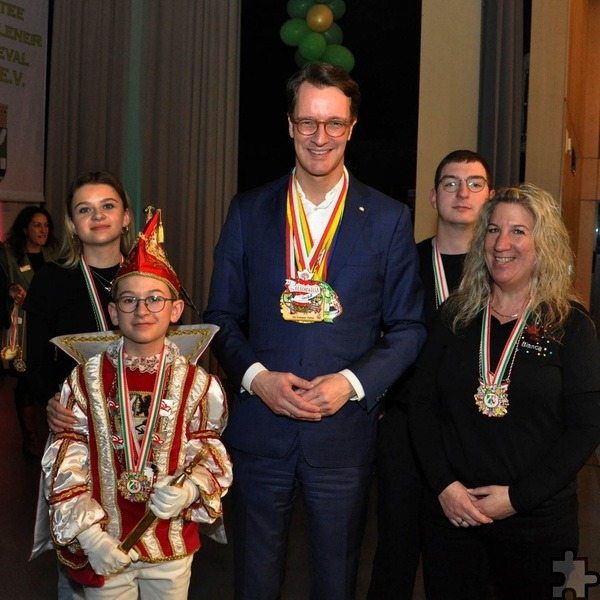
[0,0,48,202]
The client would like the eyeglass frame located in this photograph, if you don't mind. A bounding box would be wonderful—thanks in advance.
[438,175,488,193]
[290,117,354,138]
[114,295,177,313]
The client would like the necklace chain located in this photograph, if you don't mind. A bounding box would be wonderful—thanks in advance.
[490,304,520,319]
[90,268,113,292]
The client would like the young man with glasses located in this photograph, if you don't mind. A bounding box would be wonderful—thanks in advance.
[203,63,426,600]
[42,208,232,599]
[368,149,494,599]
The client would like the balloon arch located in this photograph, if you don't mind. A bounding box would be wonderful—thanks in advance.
[279,0,355,73]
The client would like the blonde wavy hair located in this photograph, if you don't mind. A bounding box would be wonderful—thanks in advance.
[444,182,581,339]
[59,170,135,268]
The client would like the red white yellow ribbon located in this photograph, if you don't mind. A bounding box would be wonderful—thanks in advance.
[285,171,348,281]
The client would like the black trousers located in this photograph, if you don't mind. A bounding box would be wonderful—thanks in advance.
[367,403,424,600]
[420,490,579,600]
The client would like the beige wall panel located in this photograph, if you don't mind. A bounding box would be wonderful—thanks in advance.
[524,0,570,200]
[414,0,481,242]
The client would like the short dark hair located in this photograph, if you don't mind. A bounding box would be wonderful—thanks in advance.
[286,63,361,120]
[434,149,493,189]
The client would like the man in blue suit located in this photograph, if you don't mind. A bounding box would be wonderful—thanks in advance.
[203,63,426,600]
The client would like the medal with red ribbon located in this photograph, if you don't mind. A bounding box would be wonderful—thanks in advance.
[1,305,23,368]
[280,171,346,323]
[474,301,531,417]
[115,343,168,502]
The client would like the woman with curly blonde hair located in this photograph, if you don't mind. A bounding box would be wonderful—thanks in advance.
[409,182,600,599]
[447,182,579,336]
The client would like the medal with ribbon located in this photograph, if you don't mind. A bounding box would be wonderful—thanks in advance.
[116,344,168,502]
[1,304,26,370]
[474,301,531,417]
[280,172,346,323]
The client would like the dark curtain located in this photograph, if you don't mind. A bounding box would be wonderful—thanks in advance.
[478,0,527,188]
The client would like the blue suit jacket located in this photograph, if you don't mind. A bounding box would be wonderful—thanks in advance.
[204,171,426,468]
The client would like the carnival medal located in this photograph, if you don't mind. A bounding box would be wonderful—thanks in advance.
[320,281,342,322]
[280,271,325,323]
[13,353,26,373]
[2,306,25,370]
[474,301,531,418]
[118,470,153,503]
[116,343,168,502]
[474,382,510,418]
[281,172,346,324]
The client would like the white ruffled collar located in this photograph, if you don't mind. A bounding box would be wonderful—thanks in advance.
[105,337,179,373]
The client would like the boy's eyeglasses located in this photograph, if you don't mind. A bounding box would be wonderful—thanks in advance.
[116,295,175,313]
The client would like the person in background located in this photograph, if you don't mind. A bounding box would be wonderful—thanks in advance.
[0,241,10,336]
[42,208,232,599]
[26,170,134,600]
[368,149,494,599]
[2,206,59,458]
[202,62,426,600]
[409,183,600,599]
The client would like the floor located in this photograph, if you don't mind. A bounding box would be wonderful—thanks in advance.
[1,371,598,599]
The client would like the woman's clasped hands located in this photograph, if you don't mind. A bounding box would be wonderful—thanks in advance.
[439,481,516,528]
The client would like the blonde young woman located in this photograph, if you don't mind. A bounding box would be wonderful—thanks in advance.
[25,171,134,600]
[409,183,600,599]
[25,171,134,410]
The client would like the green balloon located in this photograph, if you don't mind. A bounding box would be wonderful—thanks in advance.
[322,22,343,45]
[287,0,316,19]
[298,31,327,61]
[326,0,346,20]
[321,44,355,72]
[280,18,311,47]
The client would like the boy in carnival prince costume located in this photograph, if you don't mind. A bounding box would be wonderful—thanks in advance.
[41,207,232,599]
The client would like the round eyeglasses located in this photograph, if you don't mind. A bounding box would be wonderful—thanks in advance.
[116,295,175,313]
[290,117,352,138]
[439,176,488,193]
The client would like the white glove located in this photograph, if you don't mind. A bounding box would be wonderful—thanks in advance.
[78,524,138,576]
[149,475,199,520]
